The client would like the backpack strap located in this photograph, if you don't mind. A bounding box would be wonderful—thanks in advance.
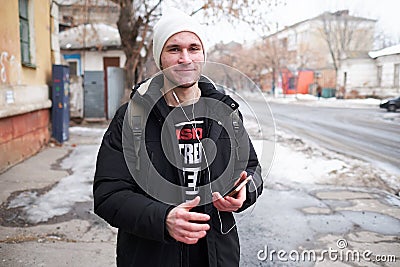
[127,78,152,170]
[130,103,144,170]
[231,109,241,160]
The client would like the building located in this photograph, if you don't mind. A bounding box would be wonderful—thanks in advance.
[336,51,377,98]
[337,44,400,98]
[369,44,400,97]
[0,0,60,172]
[57,0,126,120]
[57,0,122,78]
[261,10,376,96]
[59,23,125,75]
[59,23,126,120]
[57,0,119,31]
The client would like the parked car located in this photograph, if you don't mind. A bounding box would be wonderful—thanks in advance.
[379,96,400,112]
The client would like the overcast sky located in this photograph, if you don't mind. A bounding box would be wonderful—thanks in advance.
[199,0,399,45]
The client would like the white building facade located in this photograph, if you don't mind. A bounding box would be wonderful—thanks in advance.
[338,44,400,97]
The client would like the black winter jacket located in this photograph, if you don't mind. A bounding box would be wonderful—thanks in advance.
[93,75,263,267]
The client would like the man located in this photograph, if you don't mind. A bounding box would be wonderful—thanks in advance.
[93,8,263,267]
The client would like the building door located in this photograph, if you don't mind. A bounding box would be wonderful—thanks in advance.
[83,71,105,118]
[107,67,125,119]
[103,57,120,117]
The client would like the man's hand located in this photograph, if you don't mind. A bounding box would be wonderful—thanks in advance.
[212,171,248,212]
[166,196,210,244]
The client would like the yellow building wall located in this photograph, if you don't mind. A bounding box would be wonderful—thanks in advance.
[0,0,53,119]
[0,0,52,86]
[0,1,20,86]
[0,0,53,172]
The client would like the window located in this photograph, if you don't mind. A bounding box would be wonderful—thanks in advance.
[68,61,78,76]
[63,54,82,76]
[394,64,399,88]
[19,0,35,67]
[280,38,288,50]
[287,33,297,51]
[377,66,382,87]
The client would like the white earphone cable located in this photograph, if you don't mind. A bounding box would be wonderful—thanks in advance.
[172,89,258,235]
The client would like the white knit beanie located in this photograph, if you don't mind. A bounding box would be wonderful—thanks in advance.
[152,7,207,70]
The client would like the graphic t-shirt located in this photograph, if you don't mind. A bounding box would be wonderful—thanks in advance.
[169,99,209,267]
[170,99,208,201]
[176,118,204,201]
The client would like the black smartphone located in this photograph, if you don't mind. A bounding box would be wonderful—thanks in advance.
[223,177,251,198]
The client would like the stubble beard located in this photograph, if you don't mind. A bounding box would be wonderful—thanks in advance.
[162,62,202,89]
[164,71,199,89]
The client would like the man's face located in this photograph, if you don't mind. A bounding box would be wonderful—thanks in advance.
[160,31,204,88]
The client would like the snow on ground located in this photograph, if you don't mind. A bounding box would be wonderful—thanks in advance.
[233,90,384,108]
[69,126,107,135]
[267,93,382,108]
[23,145,97,223]
[235,88,386,112]
[252,128,400,194]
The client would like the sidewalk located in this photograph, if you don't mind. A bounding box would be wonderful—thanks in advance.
[0,123,117,267]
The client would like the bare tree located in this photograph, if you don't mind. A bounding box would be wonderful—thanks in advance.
[260,36,289,92]
[375,29,400,49]
[110,0,281,92]
[110,0,162,91]
[318,10,375,73]
[222,34,290,94]
[59,0,282,95]
[207,31,290,94]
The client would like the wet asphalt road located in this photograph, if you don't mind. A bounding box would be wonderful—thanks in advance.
[257,101,400,174]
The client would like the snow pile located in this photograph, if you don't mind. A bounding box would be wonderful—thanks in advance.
[69,126,107,135]
[21,145,97,223]
[268,142,345,184]
[232,89,383,109]
[369,44,400,58]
